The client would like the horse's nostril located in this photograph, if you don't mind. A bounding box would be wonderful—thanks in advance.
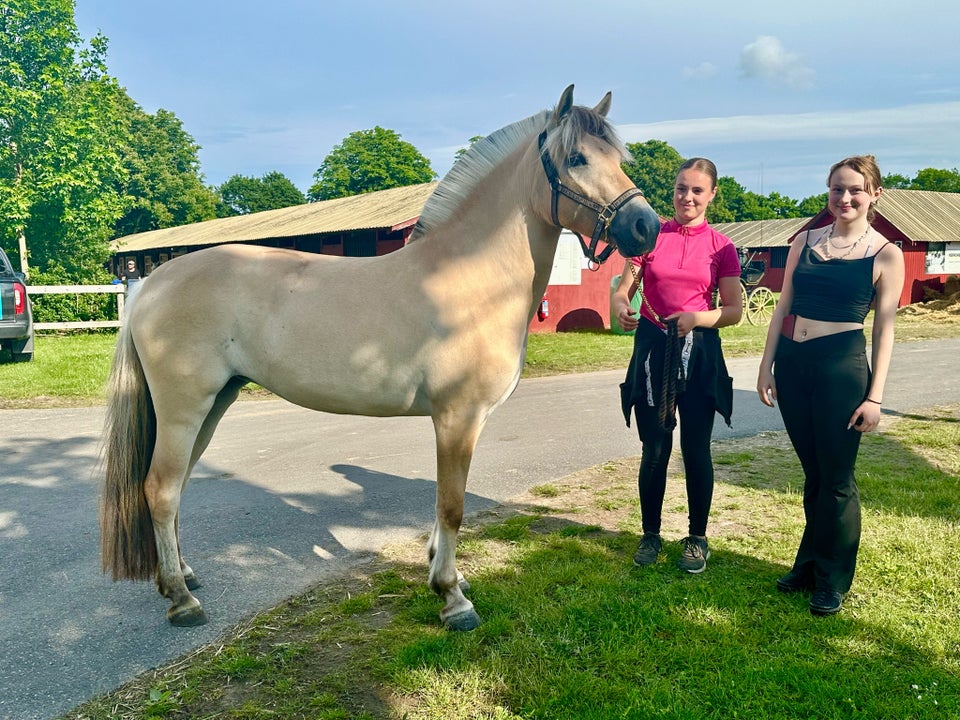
[636,215,660,242]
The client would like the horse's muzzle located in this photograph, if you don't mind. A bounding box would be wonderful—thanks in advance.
[609,199,661,258]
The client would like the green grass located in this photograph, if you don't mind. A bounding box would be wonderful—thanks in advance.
[0,332,115,406]
[59,406,959,719]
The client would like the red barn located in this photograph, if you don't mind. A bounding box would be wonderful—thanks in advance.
[112,186,960,332]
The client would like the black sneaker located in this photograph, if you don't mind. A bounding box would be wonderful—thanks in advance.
[809,589,845,616]
[677,536,710,574]
[633,532,662,566]
[777,568,814,594]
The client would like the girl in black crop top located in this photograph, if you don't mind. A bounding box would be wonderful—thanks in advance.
[755,155,905,617]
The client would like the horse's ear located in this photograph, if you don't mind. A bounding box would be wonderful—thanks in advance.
[551,84,575,126]
[593,91,612,118]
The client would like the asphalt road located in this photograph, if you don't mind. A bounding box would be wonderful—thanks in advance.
[1,338,958,720]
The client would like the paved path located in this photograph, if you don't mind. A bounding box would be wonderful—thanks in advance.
[1,338,958,719]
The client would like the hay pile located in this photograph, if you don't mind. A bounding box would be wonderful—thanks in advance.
[897,290,960,319]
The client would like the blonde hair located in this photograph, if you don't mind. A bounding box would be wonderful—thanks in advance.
[827,155,882,221]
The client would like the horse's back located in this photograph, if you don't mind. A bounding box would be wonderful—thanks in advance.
[129,244,520,418]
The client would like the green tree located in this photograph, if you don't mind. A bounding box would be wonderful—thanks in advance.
[909,167,960,193]
[216,171,306,217]
[882,168,960,193]
[113,103,218,237]
[622,140,684,218]
[308,127,436,201]
[762,191,801,219]
[797,193,827,216]
[709,177,740,223]
[882,173,912,189]
[0,0,127,279]
[713,177,762,221]
[454,135,484,162]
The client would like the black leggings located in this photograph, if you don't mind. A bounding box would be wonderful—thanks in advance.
[775,330,868,593]
[635,371,717,537]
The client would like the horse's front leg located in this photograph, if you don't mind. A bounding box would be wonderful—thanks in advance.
[429,414,484,631]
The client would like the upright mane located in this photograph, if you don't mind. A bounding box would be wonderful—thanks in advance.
[409,102,629,241]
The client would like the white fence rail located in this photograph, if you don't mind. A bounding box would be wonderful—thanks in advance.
[28,285,126,330]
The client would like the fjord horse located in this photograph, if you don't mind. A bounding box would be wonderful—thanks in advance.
[101,85,660,630]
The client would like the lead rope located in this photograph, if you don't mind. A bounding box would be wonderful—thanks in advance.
[628,262,684,432]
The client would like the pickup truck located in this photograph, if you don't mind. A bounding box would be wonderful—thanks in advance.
[0,247,34,362]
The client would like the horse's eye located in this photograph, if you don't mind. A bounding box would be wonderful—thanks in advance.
[567,151,587,168]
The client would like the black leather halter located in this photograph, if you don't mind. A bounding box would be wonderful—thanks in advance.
[538,130,645,265]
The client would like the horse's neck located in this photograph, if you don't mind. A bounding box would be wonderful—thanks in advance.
[420,152,559,284]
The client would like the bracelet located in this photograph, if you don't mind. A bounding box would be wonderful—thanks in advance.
[865,398,882,405]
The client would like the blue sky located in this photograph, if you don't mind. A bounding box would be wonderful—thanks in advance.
[74,0,960,201]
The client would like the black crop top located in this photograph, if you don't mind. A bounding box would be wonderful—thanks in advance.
[790,242,878,323]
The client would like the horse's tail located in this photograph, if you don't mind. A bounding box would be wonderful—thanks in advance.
[100,322,158,581]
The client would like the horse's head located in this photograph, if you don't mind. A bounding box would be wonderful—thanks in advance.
[538,85,660,263]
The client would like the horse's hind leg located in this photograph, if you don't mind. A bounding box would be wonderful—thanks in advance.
[145,398,224,627]
[145,450,205,625]
[175,378,246,593]
[430,412,485,631]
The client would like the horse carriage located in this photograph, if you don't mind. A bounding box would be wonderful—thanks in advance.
[732,248,776,325]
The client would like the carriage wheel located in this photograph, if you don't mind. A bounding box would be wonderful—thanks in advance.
[714,283,747,326]
[746,287,776,325]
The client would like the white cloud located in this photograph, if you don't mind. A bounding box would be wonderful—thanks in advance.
[739,35,815,91]
[617,102,960,146]
[617,102,960,198]
[682,62,719,81]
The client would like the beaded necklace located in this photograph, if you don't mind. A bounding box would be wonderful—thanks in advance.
[819,222,871,260]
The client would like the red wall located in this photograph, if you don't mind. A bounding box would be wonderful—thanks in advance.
[528,258,625,334]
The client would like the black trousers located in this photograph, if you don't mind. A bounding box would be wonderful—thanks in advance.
[635,368,717,537]
[774,330,869,593]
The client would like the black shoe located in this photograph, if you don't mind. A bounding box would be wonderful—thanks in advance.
[677,536,710,574]
[809,589,845,616]
[633,532,662,567]
[777,569,814,594]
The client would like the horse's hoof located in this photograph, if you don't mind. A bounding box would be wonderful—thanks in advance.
[184,573,202,591]
[443,608,481,632]
[168,604,208,627]
[458,577,471,592]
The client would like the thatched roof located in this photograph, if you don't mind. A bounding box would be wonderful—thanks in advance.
[111,182,439,252]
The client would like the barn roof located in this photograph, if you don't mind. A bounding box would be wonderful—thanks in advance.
[873,188,960,242]
[715,189,960,249]
[112,185,960,255]
[111,182,439,252]
[711,217,812,249]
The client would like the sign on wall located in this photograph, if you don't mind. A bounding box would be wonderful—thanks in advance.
[547,230,585,285]
[926,242,960,274]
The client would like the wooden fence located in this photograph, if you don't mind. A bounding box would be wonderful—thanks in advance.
[29,285,126,330]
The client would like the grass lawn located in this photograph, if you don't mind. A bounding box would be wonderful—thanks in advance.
[60,405,960,719]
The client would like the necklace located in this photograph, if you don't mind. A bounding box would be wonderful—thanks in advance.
[819,222,871,260]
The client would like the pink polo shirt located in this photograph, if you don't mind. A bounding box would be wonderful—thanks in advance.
[631,218,740,324]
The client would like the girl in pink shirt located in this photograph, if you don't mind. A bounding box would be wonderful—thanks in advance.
[611,158,743,574]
